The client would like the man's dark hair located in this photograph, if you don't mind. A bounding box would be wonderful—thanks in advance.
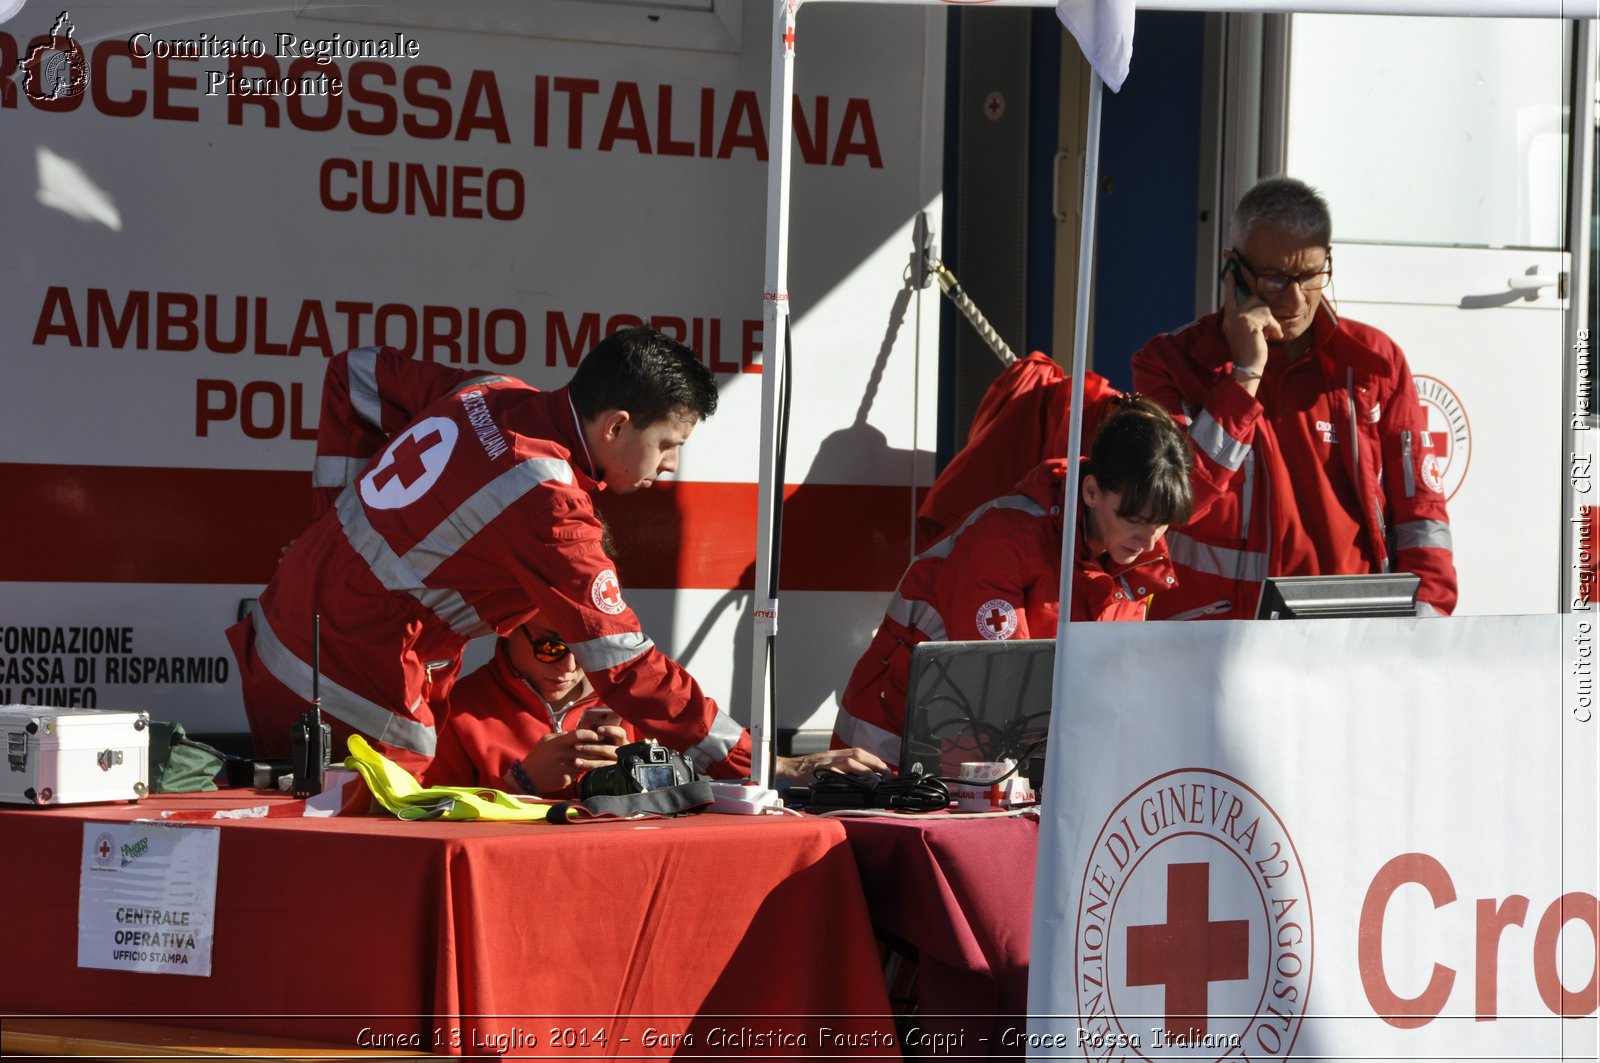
[1230,175,1333,248]
[568,326,718,427]
[1085,396,1194,528]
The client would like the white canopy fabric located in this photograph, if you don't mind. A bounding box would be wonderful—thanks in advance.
[1057,0,1136,91]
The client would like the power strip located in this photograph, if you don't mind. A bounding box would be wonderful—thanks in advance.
[708,780,785,815]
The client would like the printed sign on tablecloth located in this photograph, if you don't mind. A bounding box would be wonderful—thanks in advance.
[78,822,220,977]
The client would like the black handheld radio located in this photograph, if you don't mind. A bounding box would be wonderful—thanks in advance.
[291,613,332,798]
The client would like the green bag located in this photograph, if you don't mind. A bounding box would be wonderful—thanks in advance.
[148,720,227,793]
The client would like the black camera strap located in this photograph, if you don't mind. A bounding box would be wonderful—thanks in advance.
[545,779,714,824]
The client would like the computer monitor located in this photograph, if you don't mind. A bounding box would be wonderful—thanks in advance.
[898,639,1055,780]
[1255,573,1421,620]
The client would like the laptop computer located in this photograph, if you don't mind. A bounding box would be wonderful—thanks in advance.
[898,639,1057,781]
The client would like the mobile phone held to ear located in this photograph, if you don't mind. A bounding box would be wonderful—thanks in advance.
[1222,258,1251,305]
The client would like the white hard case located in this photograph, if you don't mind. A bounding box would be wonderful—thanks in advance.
[0,706,150,806]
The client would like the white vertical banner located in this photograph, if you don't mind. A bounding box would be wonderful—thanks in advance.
[78,822,221,977]
[1031,614,1598,1060]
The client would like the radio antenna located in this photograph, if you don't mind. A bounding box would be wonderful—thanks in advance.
[312,613,321,717]
[292,613,329,798]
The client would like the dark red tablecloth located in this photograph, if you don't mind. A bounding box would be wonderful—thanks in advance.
[2,792,898,1059]
[837,813,1039,1060]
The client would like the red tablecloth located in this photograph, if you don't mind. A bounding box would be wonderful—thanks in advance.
[3,792,898,1060]
[837,813,1039,1060]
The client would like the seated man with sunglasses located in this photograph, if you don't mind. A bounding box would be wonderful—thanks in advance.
[424,618,636,796]
[1131,176,1457,620]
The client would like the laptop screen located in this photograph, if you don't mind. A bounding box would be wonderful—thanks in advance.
[898,639,1056,779]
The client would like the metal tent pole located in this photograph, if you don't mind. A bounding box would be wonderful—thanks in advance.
[749,0,801,790]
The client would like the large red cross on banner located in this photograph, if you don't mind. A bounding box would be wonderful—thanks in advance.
[373,429,444,491]
[1125,861,1250,1036]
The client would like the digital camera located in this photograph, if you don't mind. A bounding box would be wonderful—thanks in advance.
[578,739,698,799]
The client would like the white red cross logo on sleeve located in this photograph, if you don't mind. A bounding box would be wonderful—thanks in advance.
[591,568,627,615]
[977,599,1019,640]
[360,417,459,510]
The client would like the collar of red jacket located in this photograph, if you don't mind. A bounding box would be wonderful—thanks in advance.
[1306,302,1389,378]
[542,386,605,491]
[1073,509,1177,585]
[1022,458,1178,587]
[492,633,604,726]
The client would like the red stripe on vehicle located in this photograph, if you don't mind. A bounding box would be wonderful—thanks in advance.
[596,482,922,592]
[0,463,313,585]
[1,464,922,592]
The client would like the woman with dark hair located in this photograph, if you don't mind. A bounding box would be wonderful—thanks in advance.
[831,395,1193,763]
[1077,394,1194,581]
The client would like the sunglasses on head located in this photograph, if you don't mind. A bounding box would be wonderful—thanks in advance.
[520,628,571,662]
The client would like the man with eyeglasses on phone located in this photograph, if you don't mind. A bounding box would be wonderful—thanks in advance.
[1131,175,1457,620]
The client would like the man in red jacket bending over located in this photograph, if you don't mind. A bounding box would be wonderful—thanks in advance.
[1132,176,1456,620]
[229,326,884,784]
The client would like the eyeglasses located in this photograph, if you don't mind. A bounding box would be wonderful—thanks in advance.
[520,628,571,662]
[1231,248,1333,294]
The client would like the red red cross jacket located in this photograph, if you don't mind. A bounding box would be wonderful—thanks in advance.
[831,459,1176,762]
[226,346,751,778]
[1131,306,1456,618]
[914,353,1121,549]
[421,638,638,794]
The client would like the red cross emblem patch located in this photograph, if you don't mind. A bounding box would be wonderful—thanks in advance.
[591,568,627,615]
[977,598,1019,640]
[360,417,459,510]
